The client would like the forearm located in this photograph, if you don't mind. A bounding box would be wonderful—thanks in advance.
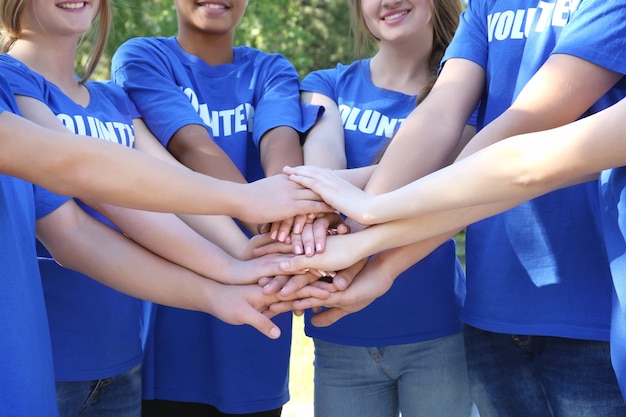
[457,54,622,161]
[36,206,219,312]
[360,97,626,223]
[90,203,237,282]
[369,234,456,282]
[349,200,524,260]
[366,59,485,192]
[335,166,376,189]
[177,213,250,259]
[260,126,304,176]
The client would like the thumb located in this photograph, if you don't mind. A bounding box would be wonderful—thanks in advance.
[310,307,349,327]
[280,256,312,274]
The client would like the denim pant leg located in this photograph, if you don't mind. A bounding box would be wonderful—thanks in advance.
[394,333,474,417]
[534,336,626,417]
[464,325,552,417]
[313,339,398,417]
[464,325,626,417]
[56,364,142,417]
[313,334,473,417]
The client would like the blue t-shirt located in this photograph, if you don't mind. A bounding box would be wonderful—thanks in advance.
[0,74,66,416]
[112,37,297,413]
[443,0,626,340]
[300,59,466,345]
[599,165,626,401]
[0,54,144,381]
[113,36,315,182]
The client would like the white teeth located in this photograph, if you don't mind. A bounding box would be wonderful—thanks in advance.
[199,3,225,8]
[384,11,407,20]
[58,2,85,8]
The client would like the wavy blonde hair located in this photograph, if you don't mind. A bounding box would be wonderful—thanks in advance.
[0,0,111,83]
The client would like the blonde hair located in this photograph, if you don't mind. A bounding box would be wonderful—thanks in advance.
[0,0,111,83]
[348,0,463,103]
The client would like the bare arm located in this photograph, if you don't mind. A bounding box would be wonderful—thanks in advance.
[36,200,285,339]
[366,58,485,190]
[91,203,292,285]
[0,111,331,221]
[260,125,304,176]
[301,91,346,169]
[168,123,248,183]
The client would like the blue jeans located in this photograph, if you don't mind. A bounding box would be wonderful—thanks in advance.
[56,364,142,417]
[464,325,626,417]
[313,333,474,417]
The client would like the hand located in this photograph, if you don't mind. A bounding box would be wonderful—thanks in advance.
[276,233,370,275]
[283,166,376,225]
[290,212,350,256]
[208,282,285,339]
[263,257,365,299]
[268,256,392,326]
[207,281,332,339]
[240,174,332,224]
[224,252,300,285]
[244,233,292,260]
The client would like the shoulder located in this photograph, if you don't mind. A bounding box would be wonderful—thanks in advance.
[237,46,296,71]
[114,36,175,63]
[0,55,47,91]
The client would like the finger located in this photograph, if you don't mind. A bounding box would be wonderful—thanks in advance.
[332,259,367,291]
[248,233,278,250]
[268,301,298,314]
[310,307,350,327]
[269,221,282,241]
[313,219,333,253]
[279,272,320,296]
[292,214,309,234]
[257,223,271,235]
[290,231,304,255]
[287,283,331,300]
[299,223,316,256]
[258,276,272,287]
[245,309,282,339]
[252,241,294,257]
[262,275,290,295]
[289,296,329,311]
[276,217,294,243]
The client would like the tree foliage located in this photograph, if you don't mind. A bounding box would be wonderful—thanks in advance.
[91,0,358,79]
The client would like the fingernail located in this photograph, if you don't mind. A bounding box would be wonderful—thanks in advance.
[305,246,313,256]
[278,232,286,242]
[316,242,322,252]
[294,245,303,255]
[336,277,347,289]
[270,327,281,339]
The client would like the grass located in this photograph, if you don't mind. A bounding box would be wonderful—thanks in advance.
[283,315,314,417]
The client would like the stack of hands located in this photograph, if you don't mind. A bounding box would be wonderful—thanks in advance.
[236,165,390,339]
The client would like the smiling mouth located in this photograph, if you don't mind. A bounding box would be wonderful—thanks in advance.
[197,2,227,9]
[57,2,86,9]
[383,11,409,21]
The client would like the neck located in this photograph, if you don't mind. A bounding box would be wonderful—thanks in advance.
[176,28,235,66]
[9,33,82,91]
[369,39,433,96]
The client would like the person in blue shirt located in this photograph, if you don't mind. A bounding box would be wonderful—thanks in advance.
[276,1,626,416]
[111,0,319,415]
[0,72,326,417]
[281,84,626,407]
[0,0,330,414]
[295,0,475,415]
